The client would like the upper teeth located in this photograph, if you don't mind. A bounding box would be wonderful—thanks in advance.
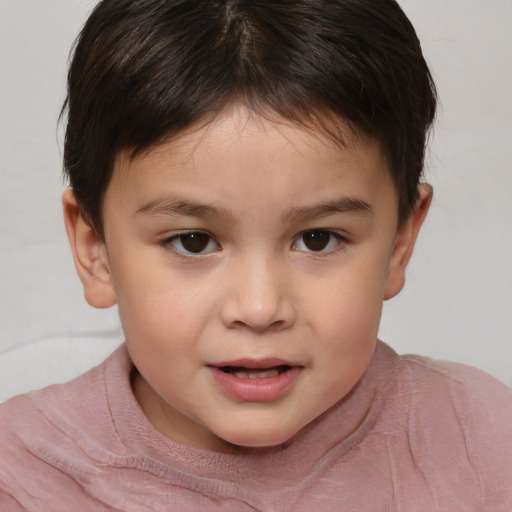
[232,368,280,379]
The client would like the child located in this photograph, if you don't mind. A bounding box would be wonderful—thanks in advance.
[1,0,510,510]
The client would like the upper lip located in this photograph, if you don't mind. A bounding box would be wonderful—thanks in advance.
[208,358,301,369]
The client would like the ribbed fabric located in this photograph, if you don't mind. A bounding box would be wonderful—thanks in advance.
[1,341,511,511]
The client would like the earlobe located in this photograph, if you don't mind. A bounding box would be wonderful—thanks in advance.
[384,184,432,300]
[62,188,117,308]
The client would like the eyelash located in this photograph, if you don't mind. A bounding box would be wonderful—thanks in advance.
[161,229,347,257]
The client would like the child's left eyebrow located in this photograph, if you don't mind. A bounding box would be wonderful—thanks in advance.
[282,197,374,223]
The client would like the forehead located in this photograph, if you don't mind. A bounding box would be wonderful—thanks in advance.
[107,105,395,219]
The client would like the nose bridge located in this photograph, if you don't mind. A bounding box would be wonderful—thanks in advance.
[221,250,295,331]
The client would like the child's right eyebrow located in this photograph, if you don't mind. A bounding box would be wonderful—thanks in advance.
[136,198,234,222]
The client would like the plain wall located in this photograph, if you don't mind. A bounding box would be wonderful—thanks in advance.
[0,0,510,401]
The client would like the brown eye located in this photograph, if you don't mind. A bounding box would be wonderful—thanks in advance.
[293,230,343,253]
[169,232,218,255]
[302,230,330,251]
[180,232,210,252]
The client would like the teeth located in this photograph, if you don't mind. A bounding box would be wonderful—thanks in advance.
[232,368,280,379]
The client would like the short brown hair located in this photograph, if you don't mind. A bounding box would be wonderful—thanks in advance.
[62,0,437,234]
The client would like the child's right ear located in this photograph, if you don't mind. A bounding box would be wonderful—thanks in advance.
[62,189,117,309]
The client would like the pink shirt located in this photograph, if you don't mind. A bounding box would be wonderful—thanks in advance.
[1,341,511,511]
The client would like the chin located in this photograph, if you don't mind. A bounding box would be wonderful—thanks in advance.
[217,422,302,449]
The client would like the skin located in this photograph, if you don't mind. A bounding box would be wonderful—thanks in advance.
[63,106,431,453]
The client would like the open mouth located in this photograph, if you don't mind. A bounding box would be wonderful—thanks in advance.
[219,365,292,379]
[209,360,302,401]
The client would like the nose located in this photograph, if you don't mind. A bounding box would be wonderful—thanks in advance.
[220,255,296,332]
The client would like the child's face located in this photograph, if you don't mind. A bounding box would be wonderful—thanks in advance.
[68,106,427,452]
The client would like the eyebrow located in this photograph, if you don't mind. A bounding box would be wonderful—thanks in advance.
[282,197,374,223]
[136,198,233,221]
[136,196,373,223]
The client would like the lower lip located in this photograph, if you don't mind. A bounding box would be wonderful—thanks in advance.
[208,367,302,402]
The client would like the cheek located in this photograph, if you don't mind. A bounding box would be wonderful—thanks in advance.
[117,282,211,395]
[109,252,215,347]
[311,272,384,399]
[117,283,212,344]
[302,257,388,392]
[307,258,388,334]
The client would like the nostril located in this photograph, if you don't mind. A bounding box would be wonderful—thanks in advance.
[268,319,288,331]
[231,318,288,333]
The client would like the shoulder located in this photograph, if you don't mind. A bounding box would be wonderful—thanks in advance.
[380,351,512,508]
[397,352,512,422]
[0,345,129,509]
[394,352,512,445]
[372,342,512,427]
[0,343,124,433]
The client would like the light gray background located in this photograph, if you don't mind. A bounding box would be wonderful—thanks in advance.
[1,0,511,401]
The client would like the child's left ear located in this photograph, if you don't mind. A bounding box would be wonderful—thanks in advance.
[384,184,432,300]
